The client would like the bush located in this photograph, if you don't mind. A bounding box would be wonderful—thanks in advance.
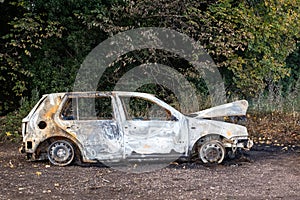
[0,90,40,142]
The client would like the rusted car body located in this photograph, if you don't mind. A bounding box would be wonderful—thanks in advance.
[20,91,252,166]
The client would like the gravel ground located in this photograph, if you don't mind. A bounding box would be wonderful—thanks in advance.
[0,142,299,200]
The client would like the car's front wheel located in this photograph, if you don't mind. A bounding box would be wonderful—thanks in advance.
[47,140,75,166]
[199,140,225,163]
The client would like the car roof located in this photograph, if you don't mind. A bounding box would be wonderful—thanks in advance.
[47,91,155,98]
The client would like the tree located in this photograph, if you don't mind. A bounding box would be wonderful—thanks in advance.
[1,0,299,115]
[0,0,27,114]
[0,0,64,114]
[77,0,300,97]
[201,0,300,96]
[0,0,120,114]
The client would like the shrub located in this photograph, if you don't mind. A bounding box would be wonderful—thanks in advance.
[0,90,40,142]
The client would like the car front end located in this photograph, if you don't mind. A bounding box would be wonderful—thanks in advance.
[186,100,253,163]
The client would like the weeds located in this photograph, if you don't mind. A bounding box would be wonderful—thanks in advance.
[246,79,300,146]
[249,79,300,115]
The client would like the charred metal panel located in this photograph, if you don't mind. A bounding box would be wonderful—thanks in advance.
[123,120,185,155]
[21,93,66,153]
[115,93,188,158]
[74,120,123,160]
[188,117,248,150]
[189,100,248,118]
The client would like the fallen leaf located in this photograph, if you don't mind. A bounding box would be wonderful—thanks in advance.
[9,160,14,168]
[5,132,12,137]
[36,171,42,176]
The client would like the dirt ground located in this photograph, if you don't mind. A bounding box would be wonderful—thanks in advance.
[0,142,299,200]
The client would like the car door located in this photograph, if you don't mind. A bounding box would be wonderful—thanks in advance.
[61,94,123,161]
[117,95,187,159]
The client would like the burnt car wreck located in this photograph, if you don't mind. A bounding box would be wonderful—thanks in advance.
[20,91,253,166]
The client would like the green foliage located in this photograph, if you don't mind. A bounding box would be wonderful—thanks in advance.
[0,1,64,114]
[81,0,300,98]
[1,0,300,142]
[203,0,300,96]
[0,89,40,142]
[282,43,300,92]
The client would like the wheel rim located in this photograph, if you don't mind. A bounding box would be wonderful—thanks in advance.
[48,140,74,166]
[199,140,225,163]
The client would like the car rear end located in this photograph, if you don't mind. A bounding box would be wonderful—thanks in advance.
[19,93,65,160]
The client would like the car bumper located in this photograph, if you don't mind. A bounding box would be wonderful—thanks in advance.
[223,137,253,150]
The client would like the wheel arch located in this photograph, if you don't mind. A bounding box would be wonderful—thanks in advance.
[35,135,84,163]
[189,133,227,163]
[189,133,225,154]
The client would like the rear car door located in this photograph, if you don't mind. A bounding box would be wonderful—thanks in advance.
[61,94,123,161]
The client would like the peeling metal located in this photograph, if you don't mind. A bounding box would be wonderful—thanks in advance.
[20,91,253,165]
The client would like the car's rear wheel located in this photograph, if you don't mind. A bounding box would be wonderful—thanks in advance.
[199,140,225,163]
[47,140,75,166]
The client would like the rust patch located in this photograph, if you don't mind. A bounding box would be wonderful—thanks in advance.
[44,105,59,119]
[227,131,232,137]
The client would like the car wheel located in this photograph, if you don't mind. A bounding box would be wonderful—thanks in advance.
[48,140,75,166]
[199,140,225,163]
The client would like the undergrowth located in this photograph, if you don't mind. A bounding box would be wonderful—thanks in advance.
[0,90,40,142]
[249,79,300,115]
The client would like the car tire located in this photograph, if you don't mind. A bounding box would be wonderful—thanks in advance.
[47,140,75,166]
[199,140,225,164]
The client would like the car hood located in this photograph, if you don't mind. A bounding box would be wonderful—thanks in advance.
[187,100,248,119]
